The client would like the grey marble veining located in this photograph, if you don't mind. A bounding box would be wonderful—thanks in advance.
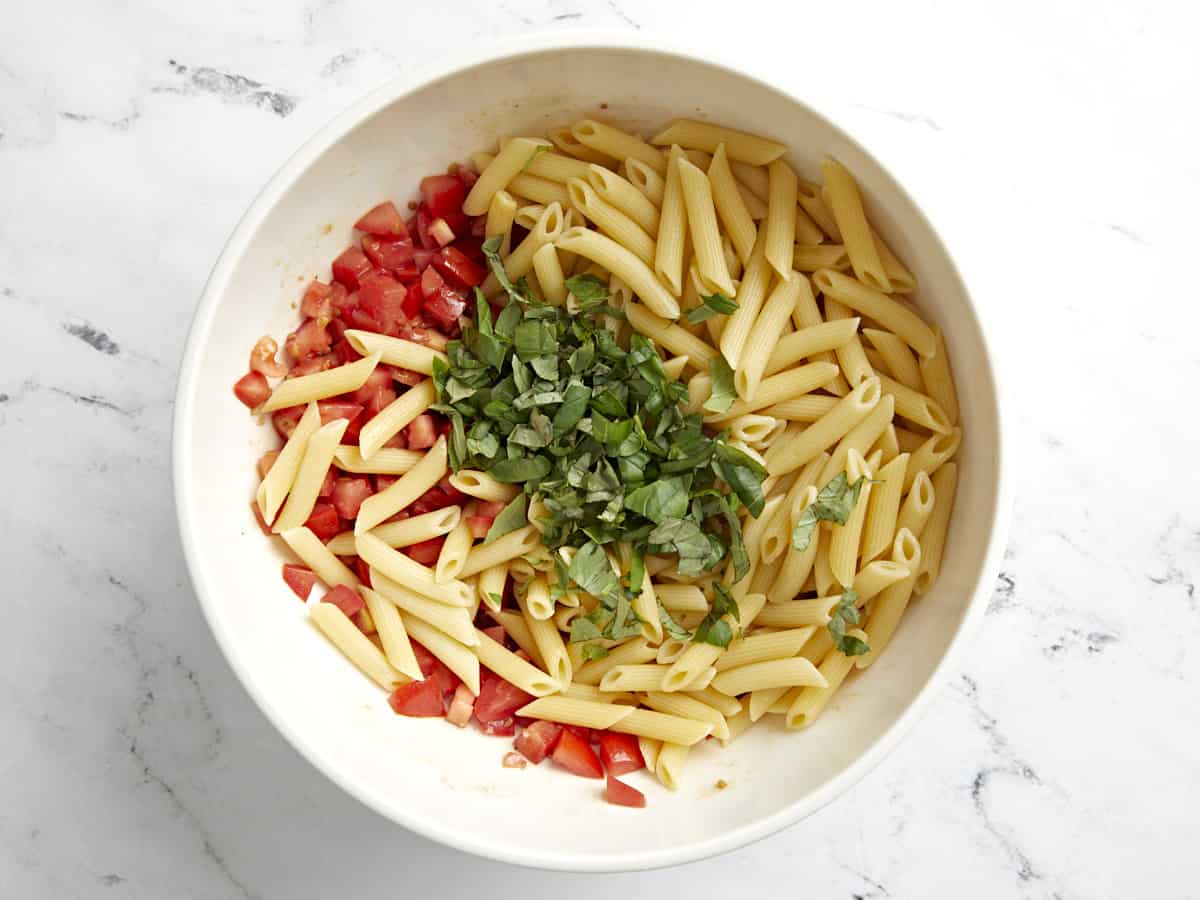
[3,1,1199,897]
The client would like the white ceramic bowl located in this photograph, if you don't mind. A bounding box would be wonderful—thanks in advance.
[174,33,1010,871]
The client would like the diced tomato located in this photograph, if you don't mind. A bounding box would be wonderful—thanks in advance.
[411,641,460,696]
[388,365,424,387]
[328,281,352,311]
[598,732,645,776]
[410,487,448,515]
[249,336,287,377]
[331,246,374,290]
[465,516,492,540]
[514,720,563,764]
[361,234,415,272]
[433,245,488,288]
[256,450,279,480]
[420,174,467,220]
[271,405,304,439]
[317,467,337,498]
[414,204,434,249]
[474,669,534,725]
[351,556,372,587]
[331,477,372,520]
[358,274,409,336]
[282,564,317,601]
[343,305,382,334]
[289,353,335,377]
[405,536,445,566]
[423,287,467,332]
[233,371,270,408]
[420,265,445,299]
[413,247,434,273]
[250,501,272,536]
[502,751,527,769]
[322,583,365,618]
[300,280,334,319]
[563,724,592,744]
[446,683,476,727]
[551,729,604,779]
[381,430,406,450]
[388,678,445,717]
[317,399,364,428]
[482,624,507,646]
[326,316,348,344]
[605,775,646,808]
[285,318,332,361]
[403,413,437,450]
[476,500,507,519]
[481,718,514,736]
[374,473,399,493]
[437,475,466,505]
[332,338,361,365]
[304,502,340,541]
[355,201,408,237]
[400,281,424,319]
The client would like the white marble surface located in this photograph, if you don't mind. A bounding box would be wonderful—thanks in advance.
[2,1,1197,896]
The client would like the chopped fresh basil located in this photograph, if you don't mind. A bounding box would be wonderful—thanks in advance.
[580,643,609,661]
[791,472,870,552]
[693,583,740,648]
[484,493,527,544]
[564,273,610,307]
[658,601,691,641]
[685,292,739,325]
[704,354,737,414]
[827,588,869,656]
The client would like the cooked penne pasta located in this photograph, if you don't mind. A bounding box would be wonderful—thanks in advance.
[915,463,958,594]
[610,708,713,745]
[370,570,479,646]
[735,273,803,401]
[765,377,881,475]
[326,506,460,556]
[355,436,448,533]
[280,526,359,589]
[343,331,447,375]
[823,296,874,388]
[361,587,423,680]
[257,401,321,525]
[273,418,348,533]
[547,125,616,165]
[260,352,381,412]
[764,159,799,279]
[793,243,851,273]
[714,627,816,671]
[357,380,436,459]
[356,532,472,607]
[919,327,959,425]
[599,664,671,693]
[482,203,566,297]
[718,231,770,368]
[828,450,874,586]
[401,612,481,695]
[435,515,473,583]
[486,189,518,255]
[625,157,666,206]
[517,695,635,730]
[763,318,860,377]
[650,119,787,166]
[812,268,936,357]
[678,158,735,296]
[711,656,828,696]
[309,602,403,690]
[653,146,689,296]
[458,525,541,578]
[762,394,839,422]
[464,137,552,215]
[556,227,680,319]
[625,302,717,363]
[863,328,924,393]
[797,178,841,240]
[332,445,422,475]
[570,120,665,173]
[897,470,936,538]
[861,453,911,561]
[642,691,729,740]
[821,158,890,292]
[448,469,520,503]
[472,629,559,696]
[566,178,656,266]
[785,628,867,728]
[707,361,840,423]
[707,143,757,263]
[586,164,661,235]
[488,609,542,666]
[857,529,921,667]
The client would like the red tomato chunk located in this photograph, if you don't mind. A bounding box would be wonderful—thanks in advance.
[551,729,604,779]
[331,247,374,290]
[404,413,437,450]
[446,683,476,727]
[300,280,334,319]
[420,174,467,220]
[514,720,563,765]
[605,775,646,808]
[233,371,270,408]
[322,584,365,618]
[502,752,527,769]
[304,502,340,541]
[465,515,493,539]
[598,732,645,776]
[331,477,372,520]
[285,318,331,361]
[388,679,445,717]
[405,536,444,566]
[475,670,534,727]
[432,245,487,289]
[354,201,408,238]
[281,564,317,601]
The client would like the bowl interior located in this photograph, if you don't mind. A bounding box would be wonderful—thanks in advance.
[176,44,1001,870]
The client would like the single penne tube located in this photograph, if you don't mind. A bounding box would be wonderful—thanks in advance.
[897,470,936,538]
[655,639,689,665]
[729,160,769,200]
[516,588,570,685]
[356,531,472,607]
[570,120,665,173]
[280,526,359,589]
[877,374,952,434]
[904,429,961,491]
[464,137,551,215]
[400,612,481,695]
[871,227,918,292]
[370,570,478,645]
[488,609,542,665]
[872,423,901,464]
[523,149,594,183]
[653,146,688,296]
[599,664,671,693]
[625,157,665,206]
[798,178,841,240]
[721,707,755,745]
[513,203,545,230]
[706,361,840,423]
[661,354,690,382]
[754,595,842,628]
[764,377,881,476]
[728,414,779,445]
[793,206,827,246]
[769,489,821,601]
[642,691,730,740]
[586,164,660,235]
[531,243,568,306]
[332,445,422,475]
[548,125,617,165]
[734,272,804,401]
[650,119,787,166]
[639,737,662,774]
[561,682,623,702]
[918,326,959,425]
[357,380,436,459]
[769,686,803,715]
[260,352,381,412]
[272,418,348,533]
[798,624,834,665]
[520,574,555,620]
[458,524,541,578]
[343,330,447,375]
[573,638,656,685]
[748,686,786,721]
[661,642,723,692]
[792,273,849,397]
[516,695,636,730]
[814,538,837,595]
[738,182,769,219]
[435,515,473,583]
[828,450,874,586]
[653,584,708,612]
[566,179,656,265]
[354,436,447,533]
[717,220,771,373]
[793,243,851,273]
[677,157,735,296]
[309,602,403,690]
[764,159,799,279]
[812,268,936,357]
[763,394,839,422]
[471,629,560,696]
[326,506,460,556]
[556,227,680,319]
[686,686,744,718]
[861,453,911,562]
[857,529,921,668]
[361,587,423,680]
[915,463,957,594]
[609,708,713,745]
[447,469,519,503]
[257,401,321,524]
[853,560,911,603]
[625,302,717,363]
[823,296,874,388]
[485,189,518,255]
[863,328,924,393]
[632,576,662,643]
[482,203,566,297]
[711,656,828,696]
[476,563,506,613]
[714,627,816,671]
[820,158,890,292]
[707,143,757,263]
[817,394,896,485]
[785,628,867,728]
[656,742,690,790]
[763,318,860,376]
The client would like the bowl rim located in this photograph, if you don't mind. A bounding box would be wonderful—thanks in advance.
[173,29,1012,872]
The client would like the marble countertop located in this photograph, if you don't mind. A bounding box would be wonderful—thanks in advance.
[3,1,1197,896]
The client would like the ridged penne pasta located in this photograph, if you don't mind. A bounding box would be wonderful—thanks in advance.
[326,506,460,556]
[642,691,729,740]
[548,125,616,165]
[653,146,688,297]
[823,296,874,388]
[517,695,635,730]
[448,469,520,503]
[764,159,798,279]
[401,612,481,695]
[812,268,936,357]
[919,327,959,425]
[785,628,867,728]
[678,158,735,296]
[471,629,559,696]
[370,570,478,646]
[650,119,787,166]
[356,531,472,607]
[332,445,422,475]
[610,708,713,745]
[458,525,541,578]
[566,179,656,266]
[357,379,436,459]
[599,664,671,693]
[273,418,348,533]
[897,470,936,539]
[260,351,381,412]
[464,137,551,215]
[280,526,359,589]
[734,272,804,401]
[355,436,448,533]
[435,515,473,583]
[762,394,839,422]
[625,157,665,206]
[361,588,423,681]
[828,450,874,586]
[820,158,890,292]
[706,361,840,423]
[482,203,566,297]
[556,227,680,319]
[714,627,816,671]
[858,529,921,667]
[309,602,403,690]
[793,243,851,273]
[572,638,656,686]
[486,189,518,255]
[863,328,924,393]
[763,318,860,377]
[861,453,911,561]
[586,164,660,235]
[343,330,447,375]
[765,377,881,476]
[625,302,717,363]
[915,463,958,594]
[570,120,665,173]
[257,401,321,525]
[711,656,828,696]
[718,230,770,368]
[707,143,757,263]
